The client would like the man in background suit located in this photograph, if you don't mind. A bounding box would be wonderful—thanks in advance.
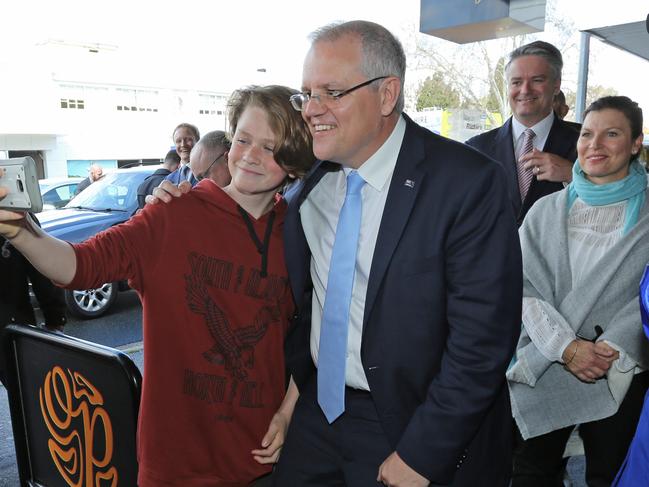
[466,41,580,225]
[165,122,200,186]
[74,163,104,196]
[274,20,522,487]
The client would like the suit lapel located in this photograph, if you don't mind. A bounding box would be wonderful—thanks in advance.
[363,119,425,327]
[542,116,578,160]
[522,116,578,217]
[491,118,521,216]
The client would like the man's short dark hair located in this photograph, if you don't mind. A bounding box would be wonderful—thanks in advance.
[164,150,181,166]
[506,40,563,82]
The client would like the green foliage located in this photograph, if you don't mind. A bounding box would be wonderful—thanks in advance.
[415,72,461,111]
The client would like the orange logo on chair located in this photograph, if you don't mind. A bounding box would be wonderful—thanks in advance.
[39,366,118,486]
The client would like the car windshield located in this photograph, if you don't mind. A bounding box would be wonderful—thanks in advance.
[39,182,56,192]
[65,171,142,211]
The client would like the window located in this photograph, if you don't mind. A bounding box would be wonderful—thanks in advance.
[60,98,85,109]
[115,87,159,112]
[198,93,226,116]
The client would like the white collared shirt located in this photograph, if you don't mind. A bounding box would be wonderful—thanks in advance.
[512,111,555,155]
[301,116,406,390]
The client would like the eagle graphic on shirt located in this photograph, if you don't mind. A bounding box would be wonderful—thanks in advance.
[184,262,280,403]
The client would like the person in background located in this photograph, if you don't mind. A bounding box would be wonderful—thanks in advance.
[189,130,231,186]
[166,122,200,185]
[508,95,649,487]
[0,85,315,487]
[466,41,579,225]
[612,264,649,486]
[553,89,570,120]
[137,149,180,209]
[0,215,67,385]
[554,89,582,133]
[74,163,104,195]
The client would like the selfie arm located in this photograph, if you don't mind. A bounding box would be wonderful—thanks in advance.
[3,213,77,286]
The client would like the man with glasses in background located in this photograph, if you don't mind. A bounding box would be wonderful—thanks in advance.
[189,130,231,186]
[275,20,522,487]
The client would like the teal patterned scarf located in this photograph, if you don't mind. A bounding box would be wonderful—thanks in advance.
[567,160,647,235]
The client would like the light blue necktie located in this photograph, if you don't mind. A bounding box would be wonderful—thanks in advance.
[318,170,365,423]
[180,164,191,182]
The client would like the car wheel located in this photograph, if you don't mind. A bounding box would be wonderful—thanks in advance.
[64,282,118,318]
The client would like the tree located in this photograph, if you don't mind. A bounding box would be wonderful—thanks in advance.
[415,71,461,110]
[564,85,619,119]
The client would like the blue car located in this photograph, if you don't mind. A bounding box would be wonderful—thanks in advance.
[38,165,158,318]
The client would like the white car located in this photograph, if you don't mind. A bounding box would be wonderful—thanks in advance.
[39,177,85,211]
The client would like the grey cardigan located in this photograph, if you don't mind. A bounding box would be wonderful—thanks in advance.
[507,187,649,439]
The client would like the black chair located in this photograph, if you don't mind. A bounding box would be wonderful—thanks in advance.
[1,324,141,486]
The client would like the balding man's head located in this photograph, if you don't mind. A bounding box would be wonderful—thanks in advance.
[189,131,231,186]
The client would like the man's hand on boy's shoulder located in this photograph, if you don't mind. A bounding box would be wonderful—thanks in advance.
[145,180,191,206]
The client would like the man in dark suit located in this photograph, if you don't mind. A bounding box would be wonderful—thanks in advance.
[74,163,104,196]
[274,21,522,487]
[466,41,580,225]
[137,149,180,209]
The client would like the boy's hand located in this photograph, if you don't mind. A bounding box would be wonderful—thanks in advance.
[144,180,191,205]
[251,410,291,464]
[0,168,29,239]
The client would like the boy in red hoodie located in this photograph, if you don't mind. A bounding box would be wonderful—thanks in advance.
[0,85,314,486]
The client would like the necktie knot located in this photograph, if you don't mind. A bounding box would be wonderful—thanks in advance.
[181,164,191,181]
[346,171,365,196]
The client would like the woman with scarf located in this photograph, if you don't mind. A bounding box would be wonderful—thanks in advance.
[507,95,649,487]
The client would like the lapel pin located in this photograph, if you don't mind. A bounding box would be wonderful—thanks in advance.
[404,179,415,188]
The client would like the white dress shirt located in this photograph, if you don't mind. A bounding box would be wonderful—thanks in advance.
[301,116,406,390]
[512,111,555,155]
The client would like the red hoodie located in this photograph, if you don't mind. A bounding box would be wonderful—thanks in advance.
[68,180,293,486]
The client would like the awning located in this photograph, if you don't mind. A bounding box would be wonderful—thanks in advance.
[583,19,649,62]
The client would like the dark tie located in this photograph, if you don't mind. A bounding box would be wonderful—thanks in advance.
[318,171,365,423]
[516,128,536,201]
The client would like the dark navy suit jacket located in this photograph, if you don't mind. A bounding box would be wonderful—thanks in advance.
[466,115,579,225]
[283,115,523,485]
[136,168,172,209]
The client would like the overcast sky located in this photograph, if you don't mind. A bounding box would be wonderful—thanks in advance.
[3,0,649,120]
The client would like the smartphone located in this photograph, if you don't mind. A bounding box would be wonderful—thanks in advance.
[0,157,43,213]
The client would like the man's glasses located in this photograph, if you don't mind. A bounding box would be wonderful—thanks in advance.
[195,152,226,182]
[289,76,388,112]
